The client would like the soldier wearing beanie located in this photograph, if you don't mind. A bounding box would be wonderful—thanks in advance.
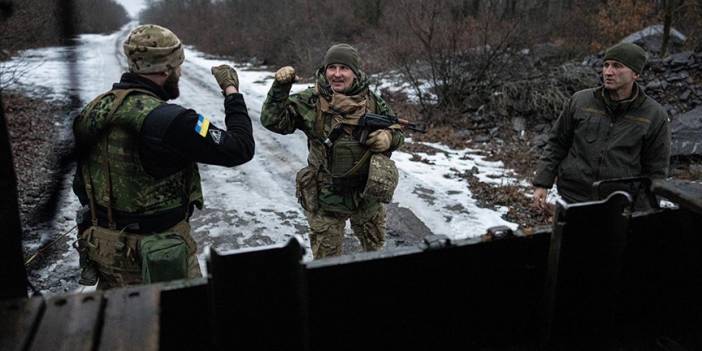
[260,44,404,259]
[532,42,670,210]
[72,24,255,289]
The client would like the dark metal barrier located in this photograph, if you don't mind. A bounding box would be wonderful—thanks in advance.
[617,206,702,349]
[543,191,632,349]
[195,181,702,350]
[0,0,28,300]
[306,232,549,350]
[3,180,702,350]
[208,240,309,350]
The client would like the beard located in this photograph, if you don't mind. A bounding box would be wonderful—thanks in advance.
[163,70,180,100]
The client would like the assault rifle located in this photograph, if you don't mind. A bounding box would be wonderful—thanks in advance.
[355,112,426,143]
[323,113,427,147]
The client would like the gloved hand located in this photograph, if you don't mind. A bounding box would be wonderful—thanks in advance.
[211,64,239,91]
[532,186,548,210]
[366,129,392,152]
[275,66,297,84]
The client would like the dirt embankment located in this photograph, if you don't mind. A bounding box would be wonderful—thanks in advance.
[396,51,702,228]
[3,92,72,228]
[400,127,553,230]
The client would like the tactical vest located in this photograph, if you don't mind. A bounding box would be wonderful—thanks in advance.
[75,89,203,225]
[313,91,377,190]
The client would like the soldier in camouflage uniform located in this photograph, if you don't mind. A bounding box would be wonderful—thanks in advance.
[72,24,254,289]
[261,44,404,258]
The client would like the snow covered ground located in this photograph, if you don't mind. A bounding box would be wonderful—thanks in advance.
[6,22,520,294]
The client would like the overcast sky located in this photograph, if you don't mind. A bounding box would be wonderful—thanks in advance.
[116,0,147,19]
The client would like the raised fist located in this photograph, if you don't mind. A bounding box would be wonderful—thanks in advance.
[275,66,297,84]
[211,64,239,91]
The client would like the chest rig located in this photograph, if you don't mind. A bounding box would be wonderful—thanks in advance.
[314,90,376,190]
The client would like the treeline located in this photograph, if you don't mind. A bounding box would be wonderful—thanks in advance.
[0,0,130,59]
[141,0,701,123]
[141,0,701,70]
[141,0,389,73]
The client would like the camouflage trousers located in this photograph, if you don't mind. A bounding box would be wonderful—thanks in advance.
[80,221,201,290]
[304,205,386,259]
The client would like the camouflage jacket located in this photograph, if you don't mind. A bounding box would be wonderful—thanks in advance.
[533,84,671,202]
[261,70,403,213]
[74,87,204,229]
[74,73,254,233]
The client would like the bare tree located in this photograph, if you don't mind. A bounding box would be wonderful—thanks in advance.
[377,0,524,123]
[547,0,564,22]
[660,0,675,57]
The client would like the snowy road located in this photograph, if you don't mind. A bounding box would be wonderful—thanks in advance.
[7,23,519,294]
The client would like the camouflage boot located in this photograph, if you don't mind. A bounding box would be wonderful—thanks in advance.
[79,262,99,286]
[75,207,99,286]
[76,240,99,286]
[74,225,99,286]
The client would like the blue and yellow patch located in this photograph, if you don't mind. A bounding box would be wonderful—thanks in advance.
[194,114,210,137]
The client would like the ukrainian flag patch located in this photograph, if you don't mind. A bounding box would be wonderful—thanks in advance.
[195,114,210,137]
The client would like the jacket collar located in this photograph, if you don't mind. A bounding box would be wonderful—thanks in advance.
[112,72,171,101]
[594,82,647,117]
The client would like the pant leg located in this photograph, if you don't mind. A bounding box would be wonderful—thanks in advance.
[350,204,386,252]
[186,254,202,279]
[304,210,348,259]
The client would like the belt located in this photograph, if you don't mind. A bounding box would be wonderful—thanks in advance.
[83,205,189,234]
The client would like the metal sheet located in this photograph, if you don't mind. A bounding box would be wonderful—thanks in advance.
[29,293,102,351]
[100,285,161,351]
[0,297,44,351]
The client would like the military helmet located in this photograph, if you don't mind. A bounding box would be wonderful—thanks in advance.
[362,153,399,204]
[123,24,184,74]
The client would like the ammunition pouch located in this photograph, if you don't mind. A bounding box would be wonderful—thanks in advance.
[296,165,319,212]
[81,221,196,285]
[140,232,188,284]
[82,226,143,285]
[330,136,370,189]
[362,153,399,203]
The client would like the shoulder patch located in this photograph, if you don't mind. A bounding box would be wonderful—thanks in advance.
[209,129,223,144]
[195,114,210,137]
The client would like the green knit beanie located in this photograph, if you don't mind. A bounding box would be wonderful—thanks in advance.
[603,43,647,74]
[323,43,361,75]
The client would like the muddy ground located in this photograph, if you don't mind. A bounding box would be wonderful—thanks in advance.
[4,92,72,228]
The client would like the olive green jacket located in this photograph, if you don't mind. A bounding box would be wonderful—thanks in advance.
[261,78,403,213]
[533,84,671,202]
